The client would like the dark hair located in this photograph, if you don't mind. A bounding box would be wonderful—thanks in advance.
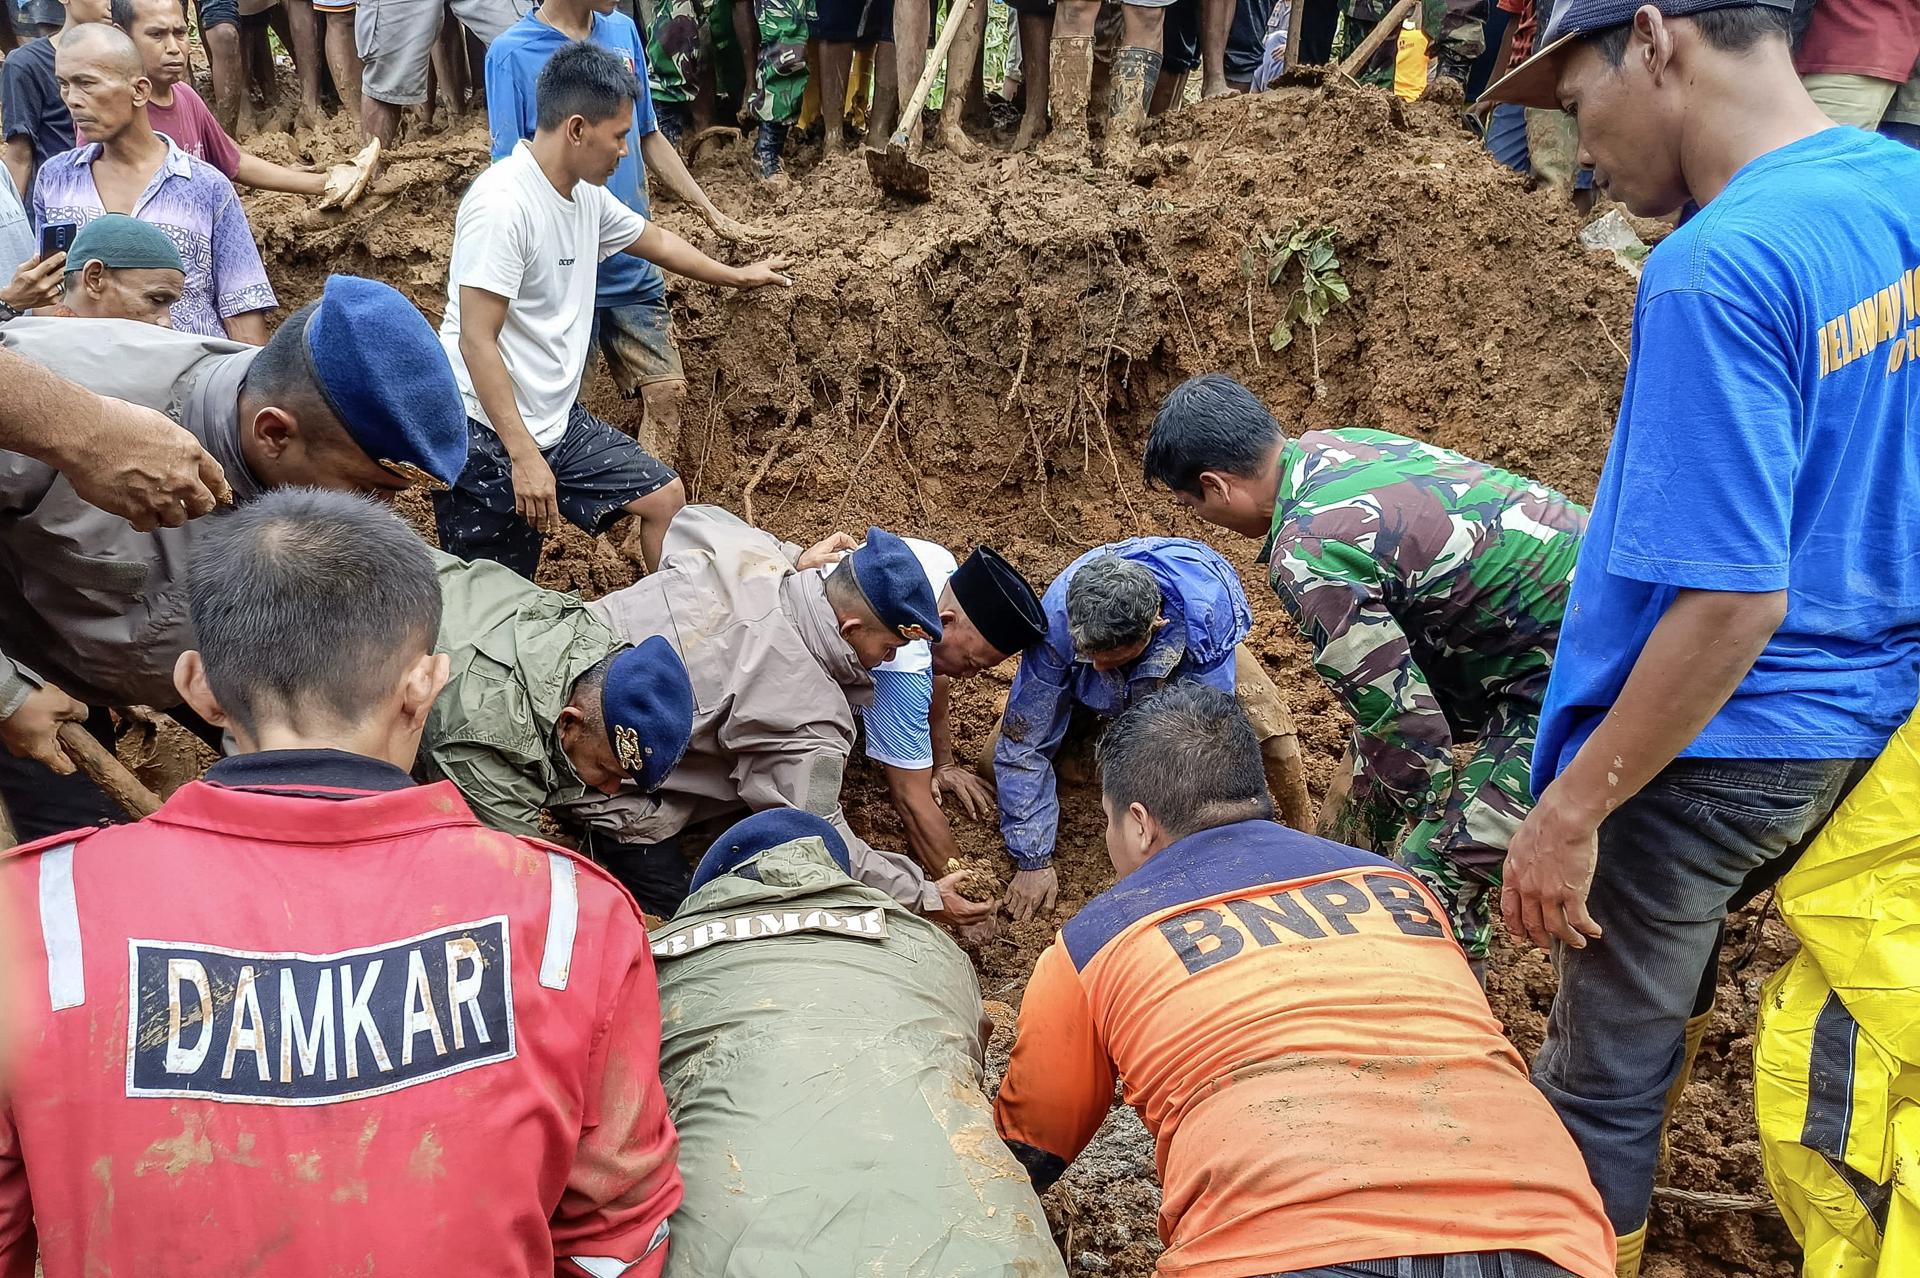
[242,300,322,402]
[566,649,617,733]
[1065,555,1161,654]
[187,488,443,736]
[237,300,351,441]
[535,40,641,131]
[1143,373,1285,498]
[823,557,878,622]
[1097,682,1273,840]
[1590,3,1792,65]
[110,0,184,34]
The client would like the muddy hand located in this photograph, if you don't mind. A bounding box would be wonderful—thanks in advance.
[705,207,774,243]
[67,395,231,530]
[931,873,996,928]
[932,764,996,822]
[318,139,382,211]
[0,684,88,776]
[795,531,857,570]
[1004,865,1058,922]
[733,257,793,290]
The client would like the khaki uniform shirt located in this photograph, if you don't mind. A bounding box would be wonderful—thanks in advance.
[560,506,942,914]
[0,319,260,709]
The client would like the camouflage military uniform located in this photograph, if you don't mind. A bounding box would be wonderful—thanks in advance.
[646,0,806,121]
[749,0,809,123]
[1342,0,1486,77]
[1262,427,1586,959]
[646,0,715,105]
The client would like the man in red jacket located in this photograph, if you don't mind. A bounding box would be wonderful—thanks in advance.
[0,487,687,1278]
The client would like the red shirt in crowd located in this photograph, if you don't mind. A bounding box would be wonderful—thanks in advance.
[995,819,1616,1278]
[1795,0,1920,85]
[0,750,682,1278]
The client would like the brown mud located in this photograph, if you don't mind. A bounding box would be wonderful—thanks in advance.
[231,80,1791,1277]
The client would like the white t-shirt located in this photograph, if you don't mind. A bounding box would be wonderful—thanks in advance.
[439,142,647,449]
[876,538,959,675]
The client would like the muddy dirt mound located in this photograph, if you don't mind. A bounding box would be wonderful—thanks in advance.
[238,83,1787,1277]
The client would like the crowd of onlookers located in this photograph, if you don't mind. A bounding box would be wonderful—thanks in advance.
[0,0,1909,337]
[0,0,1908,323]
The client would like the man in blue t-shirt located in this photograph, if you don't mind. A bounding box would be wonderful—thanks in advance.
[485,0,766,491]
[1485,2,1920,1274]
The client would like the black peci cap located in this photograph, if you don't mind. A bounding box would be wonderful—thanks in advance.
[949,546,1046,659]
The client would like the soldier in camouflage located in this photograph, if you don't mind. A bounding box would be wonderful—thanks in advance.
[1144,374,1587,965]
[648,0,807,176]
[645,0,714,143]
[1344,0,1486,91]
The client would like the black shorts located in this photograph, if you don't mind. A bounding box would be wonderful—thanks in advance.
[1163,0,1200,73]
[197,0,240,30]
[812,0,893,44]
[432,406,679,579]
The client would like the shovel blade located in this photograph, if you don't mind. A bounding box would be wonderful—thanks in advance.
[864,140,932,200]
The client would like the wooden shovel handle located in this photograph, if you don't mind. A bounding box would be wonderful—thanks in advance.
[57,721,162,819]
[893,0,979,143]
[1336,0,1418,80]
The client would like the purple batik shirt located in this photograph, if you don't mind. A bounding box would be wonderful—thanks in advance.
[31,133,275,337]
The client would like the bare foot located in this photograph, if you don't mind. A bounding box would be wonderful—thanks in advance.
[935,120,982,160]
[1200,73,1238,100]
[1009,109,1048,152]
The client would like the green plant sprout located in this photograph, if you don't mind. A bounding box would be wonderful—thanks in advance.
[1242,222,1352,399]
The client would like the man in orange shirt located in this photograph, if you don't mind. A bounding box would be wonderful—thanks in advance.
[994,681,1615,1278]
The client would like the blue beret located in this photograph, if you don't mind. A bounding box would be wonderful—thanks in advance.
[688,808,852,894]
[849,527,943,643]
[305,275,468,488]
[602,636,695,794]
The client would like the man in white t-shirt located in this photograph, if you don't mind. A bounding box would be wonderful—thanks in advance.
[860,541,1048,880]
[436,40,789,580]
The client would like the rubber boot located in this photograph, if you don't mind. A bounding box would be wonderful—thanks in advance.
[1038,35,1094,159]
[1103,46,1160,170]
[751,119,789,180]
[1656,1006,1714,1174]
[1419,54,1470,109]
[657,100,692,147]
[1613,1224,1646,1278]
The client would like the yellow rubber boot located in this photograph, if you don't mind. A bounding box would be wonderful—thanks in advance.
[1613,1224,1646,1278]
[1666,1008,1713,1121]
[1657,1007,1714,1176]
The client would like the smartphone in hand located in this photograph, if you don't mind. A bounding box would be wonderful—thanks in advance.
[39,223,77,258]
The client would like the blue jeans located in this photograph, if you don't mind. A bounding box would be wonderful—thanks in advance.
[1533,755,1871,1234]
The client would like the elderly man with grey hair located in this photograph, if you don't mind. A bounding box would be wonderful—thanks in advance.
[988,536,1311,919]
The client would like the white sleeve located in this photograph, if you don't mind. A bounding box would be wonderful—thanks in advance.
[592,185,649,262]
[450,183,533,302]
